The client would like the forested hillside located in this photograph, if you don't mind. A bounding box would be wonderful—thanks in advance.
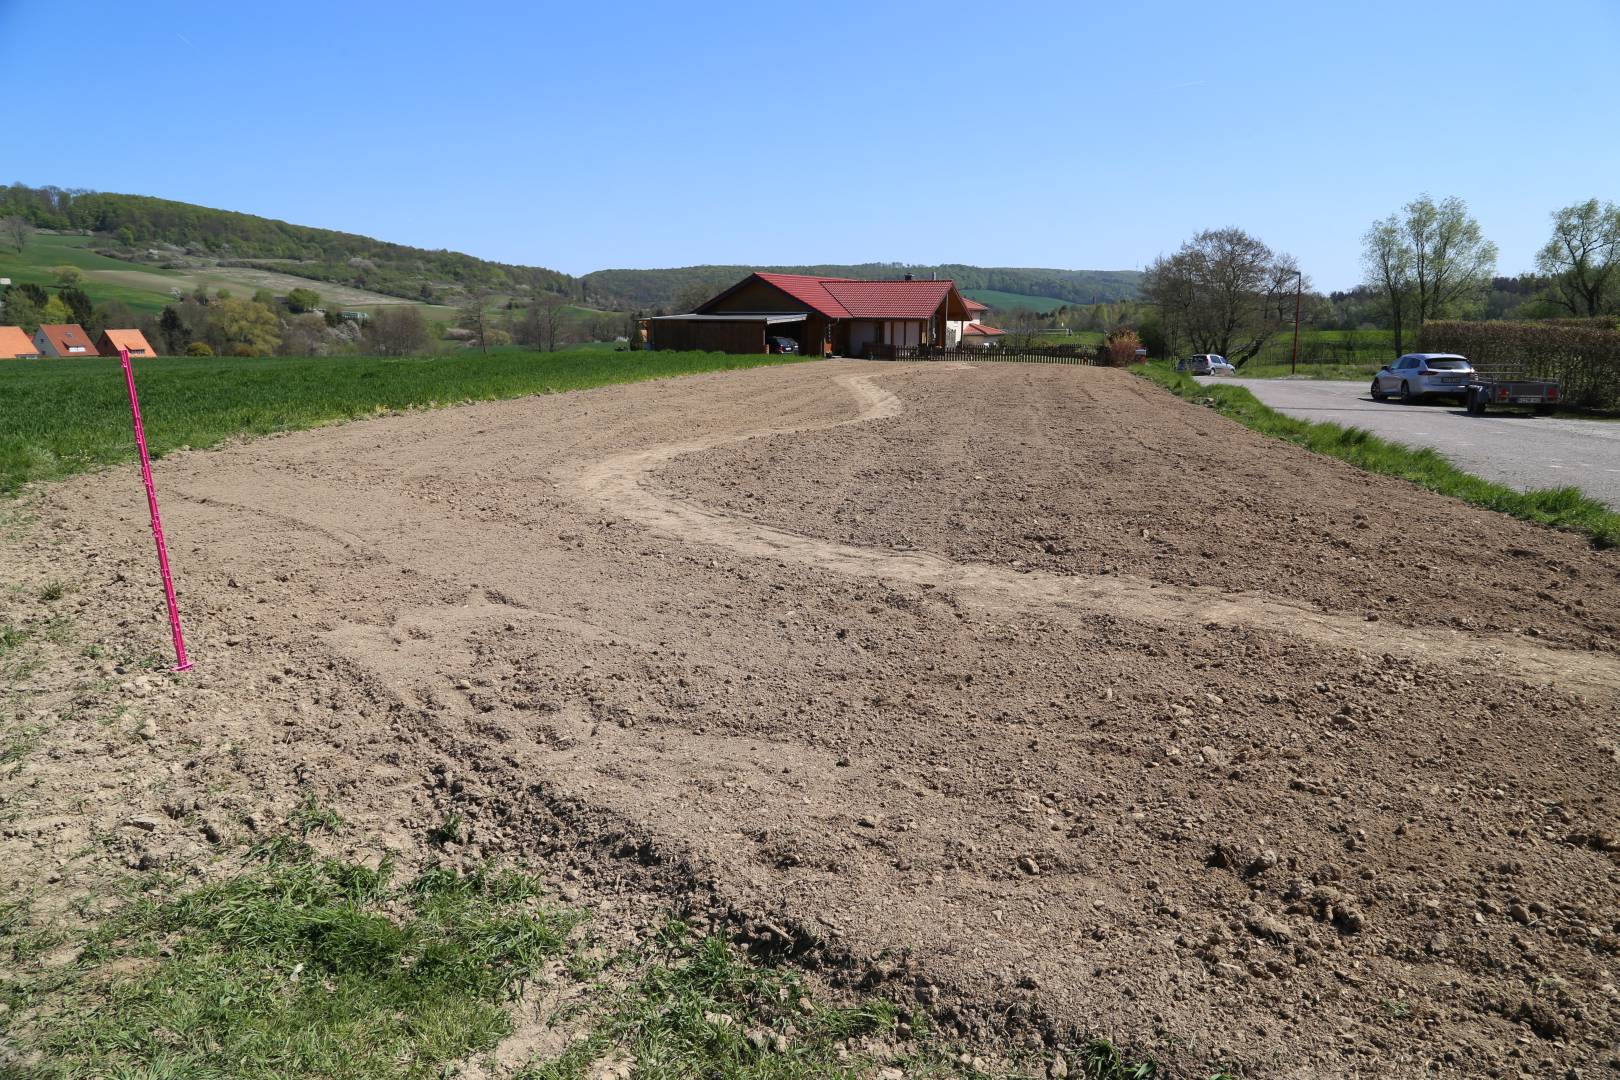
[0,184,574,304]
[582,263,1143,311]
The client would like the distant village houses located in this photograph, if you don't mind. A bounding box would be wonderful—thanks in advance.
[1,323,160,359]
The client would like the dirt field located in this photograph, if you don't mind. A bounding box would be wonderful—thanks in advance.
[4,360,1619,1077]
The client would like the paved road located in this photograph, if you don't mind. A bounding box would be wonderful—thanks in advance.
[1196,377,1620,508]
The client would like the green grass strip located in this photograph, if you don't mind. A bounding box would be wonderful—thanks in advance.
[1137,363,1620,548]
[0,347,811,496]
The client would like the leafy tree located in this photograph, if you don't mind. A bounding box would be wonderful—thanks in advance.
[207,298,280,356]
[1361,195,1497,353]
[3,288,44,332]
[158,306,189,354]
[40,296,73,325]
[185,341,214,356]
[14,282,49,308]
[1536,198,1620,316]
[1143,227,1302,363]
[60,286,94,327]
[1104,327,1142,367]
[286,287,322,314]
[53,265,85,288]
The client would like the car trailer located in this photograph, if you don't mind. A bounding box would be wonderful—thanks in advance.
[1464,369,1562,416]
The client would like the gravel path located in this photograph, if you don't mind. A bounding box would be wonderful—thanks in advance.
[1203,376,1620,508]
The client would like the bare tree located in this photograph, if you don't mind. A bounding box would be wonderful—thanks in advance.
[1143,227,1303,364]
[456,289,492,353]
[3,215,30,254]
[1536,198,1620,316]
[518,292,568,352]
[366,306,430,356]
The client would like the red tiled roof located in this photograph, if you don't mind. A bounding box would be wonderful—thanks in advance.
[752,272,860,317]
[963,322,1005,336]
[963,297,989,313]
[823,280,954,319]
[97,328,159,357]
[0,326,38,358]
[750,272,959,320]
[37,324,94,355]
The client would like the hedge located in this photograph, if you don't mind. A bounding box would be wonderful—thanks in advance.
[1419,320,1620,408]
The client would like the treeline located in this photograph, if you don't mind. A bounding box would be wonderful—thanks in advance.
[581,263,1143,312]
[0,184,574,303]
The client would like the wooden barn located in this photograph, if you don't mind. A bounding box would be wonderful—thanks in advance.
[648,272,974,357]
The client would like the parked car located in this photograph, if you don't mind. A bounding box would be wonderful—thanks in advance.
[1370,353,1474,403]
[767,336,800,355]
[1178,354,1236,376]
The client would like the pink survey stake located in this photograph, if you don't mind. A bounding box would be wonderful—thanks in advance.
[119,346,192,672]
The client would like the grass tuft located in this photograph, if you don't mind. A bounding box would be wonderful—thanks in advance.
[1139,364,1620,548]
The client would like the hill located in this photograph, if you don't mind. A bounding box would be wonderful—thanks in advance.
[0,184,574,307]
[579,264,1143,312]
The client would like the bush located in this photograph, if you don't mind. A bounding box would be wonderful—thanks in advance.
[1105,327,1141,367]
[1419,320,1620,408]
[185,341,214,357]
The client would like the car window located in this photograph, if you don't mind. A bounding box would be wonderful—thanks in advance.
[1425,359,1469,370]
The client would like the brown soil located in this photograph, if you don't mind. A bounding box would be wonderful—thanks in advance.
[4,360,1618,1078]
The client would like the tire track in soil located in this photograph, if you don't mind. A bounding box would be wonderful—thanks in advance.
[568,367,1620,698]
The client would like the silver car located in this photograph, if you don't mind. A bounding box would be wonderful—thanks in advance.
[1178,354,1236,376]
[1371,353,1474,403]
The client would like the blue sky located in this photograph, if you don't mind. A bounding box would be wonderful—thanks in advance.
[4,0,1616,289]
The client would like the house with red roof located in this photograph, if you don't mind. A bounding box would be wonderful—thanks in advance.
[947,296,1007,347]
[0,325,40,359]
[648,272,974,357]
[32,323,95,357]
[96,328,160,358]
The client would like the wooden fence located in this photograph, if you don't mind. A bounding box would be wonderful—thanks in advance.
[886,344,1100,365]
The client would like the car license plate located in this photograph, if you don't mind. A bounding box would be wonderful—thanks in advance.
[1516,396,1542,404]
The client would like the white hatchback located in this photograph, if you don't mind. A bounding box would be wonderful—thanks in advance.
[1371,354,1474,403]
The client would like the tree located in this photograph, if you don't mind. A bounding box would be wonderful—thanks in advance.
[41,296,73,325]
[158,306,189,354]
[2,288,44,333]
[91,299,136,334]
[207,297,281,356]
[53,265,85,288]
[517,292,567,352]
[59,286,94,327]
[1143,227,1302,363]
[1360,195,1497,353]
[279,314,331,356]
[2,215,29,253]
[1104,327,1142,367]
[286,287,322,314]
[1536,198,1620,316]
[365,306,430,356]
[456,291,492,353]
[1362,216,1414,355]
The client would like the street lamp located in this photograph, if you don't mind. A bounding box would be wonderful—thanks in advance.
[1290,270,1303,375]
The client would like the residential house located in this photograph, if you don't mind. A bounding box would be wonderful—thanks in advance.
[648,272,973,357]
[960,321,1007,347]
[0,325,40,359]
[96,328,159,358]
[32,323,95,357]
[947,296,1006,347]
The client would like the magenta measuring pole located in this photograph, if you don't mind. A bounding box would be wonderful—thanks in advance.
[119,346,192,672]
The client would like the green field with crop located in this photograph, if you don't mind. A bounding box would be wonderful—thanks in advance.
[960,289,1072,314]
[0,347,808,495]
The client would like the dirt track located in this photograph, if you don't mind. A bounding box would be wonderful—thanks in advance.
[5,360,1620,1077]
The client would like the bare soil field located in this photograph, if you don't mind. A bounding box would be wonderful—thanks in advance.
[4,360,1619,1077]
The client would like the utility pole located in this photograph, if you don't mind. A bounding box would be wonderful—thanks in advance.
[1290,270,1303,375]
